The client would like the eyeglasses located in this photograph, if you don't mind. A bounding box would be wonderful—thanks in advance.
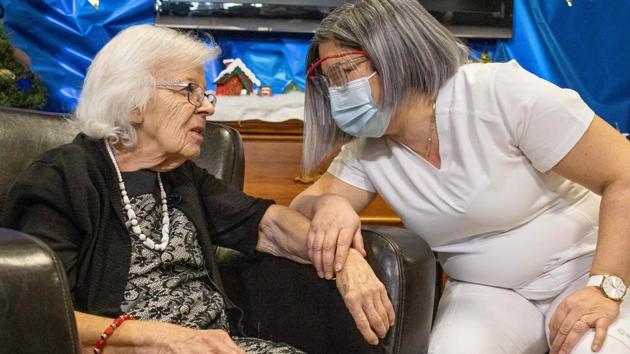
[156,82,217,107]
[307,50,371,95]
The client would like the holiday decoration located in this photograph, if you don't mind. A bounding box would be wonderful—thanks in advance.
[208,91,305,122]
[15,76,33,92]
[282,80,302,94]
[258,86,272,96]
[214,58,261,96]
[479,51,492,63]
[0,68,15,82]
[0,22,47,108]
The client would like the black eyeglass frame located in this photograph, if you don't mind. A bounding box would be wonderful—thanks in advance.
[156,82,217,107]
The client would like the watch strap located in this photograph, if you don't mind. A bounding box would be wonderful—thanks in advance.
[587,274,605,287]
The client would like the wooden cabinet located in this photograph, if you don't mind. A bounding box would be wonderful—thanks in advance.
[222,119,401,225]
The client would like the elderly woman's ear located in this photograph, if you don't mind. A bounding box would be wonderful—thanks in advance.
[130,108,143,124]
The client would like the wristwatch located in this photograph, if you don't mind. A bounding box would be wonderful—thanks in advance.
[587,274,628,302]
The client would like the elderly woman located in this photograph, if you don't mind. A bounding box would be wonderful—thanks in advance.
[291,1,630,353]
[1,25,394,353]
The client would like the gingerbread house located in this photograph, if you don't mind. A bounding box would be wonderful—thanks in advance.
[213,58,261,96]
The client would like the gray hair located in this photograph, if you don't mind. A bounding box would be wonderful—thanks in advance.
[75,24,219,147]
[303,0,469,172]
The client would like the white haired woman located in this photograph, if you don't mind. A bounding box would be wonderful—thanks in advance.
[291,0,630,353]
[2,24,394,353]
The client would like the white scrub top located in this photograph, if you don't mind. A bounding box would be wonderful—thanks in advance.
[328,60,600,299]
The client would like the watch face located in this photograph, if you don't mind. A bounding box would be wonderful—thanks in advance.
[602,276,627,300]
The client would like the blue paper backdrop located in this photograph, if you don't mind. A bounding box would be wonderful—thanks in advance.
[206,31,311,95]
[2,0,629,132]
[1,0,154,112]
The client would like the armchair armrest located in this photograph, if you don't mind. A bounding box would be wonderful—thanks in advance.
[216,226,435,354]
[362,226,435,354]
[0,228,80,353]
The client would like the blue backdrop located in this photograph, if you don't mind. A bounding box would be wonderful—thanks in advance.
[1,0,154,112]
[494,0,630,133]
[2,0,629,132]
[206,31,311,96]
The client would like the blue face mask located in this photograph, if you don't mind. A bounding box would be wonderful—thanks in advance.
[328,72,391,138]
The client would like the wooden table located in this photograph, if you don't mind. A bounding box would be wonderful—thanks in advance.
[220,119,401,226]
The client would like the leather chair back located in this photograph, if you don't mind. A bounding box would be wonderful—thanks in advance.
[0,107,79,214]
[0,106,245,216]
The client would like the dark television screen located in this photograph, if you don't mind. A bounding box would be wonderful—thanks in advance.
[156,0,513,38]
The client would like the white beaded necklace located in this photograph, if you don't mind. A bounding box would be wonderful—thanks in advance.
[105,141,170,251]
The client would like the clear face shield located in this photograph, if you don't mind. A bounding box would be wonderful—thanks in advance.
[307,50,371,97]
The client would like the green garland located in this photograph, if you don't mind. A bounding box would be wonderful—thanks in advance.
[0,22,47,109]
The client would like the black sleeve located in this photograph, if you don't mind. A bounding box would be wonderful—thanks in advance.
[190,163,274,257]
[1,161,81,293]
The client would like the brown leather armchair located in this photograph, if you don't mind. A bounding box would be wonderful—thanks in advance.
[0,106,436,354]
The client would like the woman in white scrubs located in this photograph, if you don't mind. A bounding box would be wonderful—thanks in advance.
[291,0,630,353]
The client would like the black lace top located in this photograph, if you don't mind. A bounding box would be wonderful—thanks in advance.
[117,171,304,353]
[119,170,229,329]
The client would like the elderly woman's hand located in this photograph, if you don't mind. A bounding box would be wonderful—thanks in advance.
[148,324,245,354]
[549,286,620,354]
[309,194,367,279]
[336,248,395,345]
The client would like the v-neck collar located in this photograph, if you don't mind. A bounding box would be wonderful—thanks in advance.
[388,94,451,173]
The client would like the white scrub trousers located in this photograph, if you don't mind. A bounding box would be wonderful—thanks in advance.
[428,275,630,354]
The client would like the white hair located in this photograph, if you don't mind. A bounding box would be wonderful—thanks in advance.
[75,24,220,147]
[303,0,469,172]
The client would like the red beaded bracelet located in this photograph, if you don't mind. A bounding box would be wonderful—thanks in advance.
[93,314,135,354]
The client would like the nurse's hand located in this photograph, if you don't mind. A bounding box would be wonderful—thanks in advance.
[309,194,366,279]
[549,286,619,354]
[336,248,395,345]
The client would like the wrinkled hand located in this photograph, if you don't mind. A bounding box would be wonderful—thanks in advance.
[149,324,245,354]
[309,194,366,279]
[336,249,395,345]
[549,286,619,354]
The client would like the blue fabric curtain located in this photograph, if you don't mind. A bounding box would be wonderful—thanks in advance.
[2,0,629,132]
[492,0,630,133]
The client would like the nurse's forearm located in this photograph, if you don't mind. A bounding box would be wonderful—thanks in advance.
[256,204,311,264]
[289,193,323,219]
[590,179,630,281]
